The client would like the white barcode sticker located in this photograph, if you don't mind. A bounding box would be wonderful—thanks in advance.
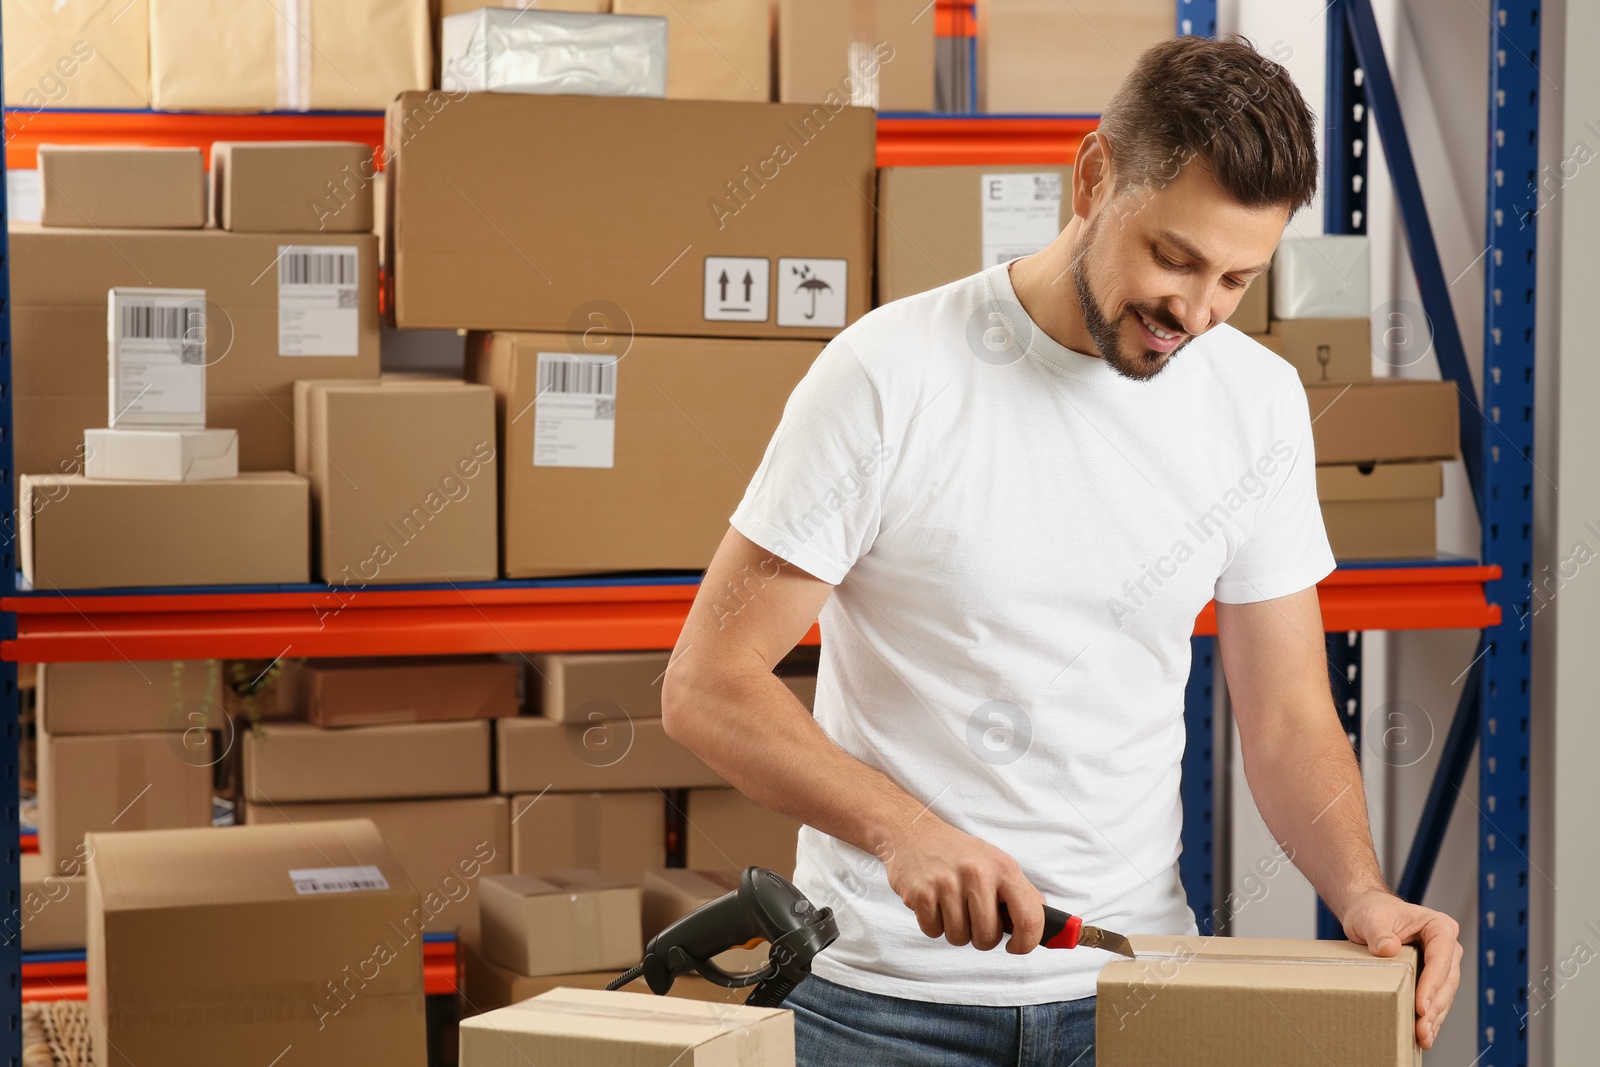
[288,865,390,896]
[981,173,1063,267]
[108,288,207,427]
[278,245,360,357]
[534,352,617,469]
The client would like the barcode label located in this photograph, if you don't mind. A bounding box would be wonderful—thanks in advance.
[121,304,187,340]
[279,245,360,357]
[534,353,617,468]
[288,865,390,896]
[539,355,617,397]
[281,249,358,287]
[981,173,1063,268]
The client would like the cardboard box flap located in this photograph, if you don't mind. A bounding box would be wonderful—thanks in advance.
[91,819,413,911]
[463,986,787,1046]
[1317,462,1443,502]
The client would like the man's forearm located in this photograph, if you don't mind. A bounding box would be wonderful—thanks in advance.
[662,653,931,860]
[1241,707,1390,920]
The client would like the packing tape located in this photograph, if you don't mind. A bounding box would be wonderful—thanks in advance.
[507,997,765,1026]
[846,0,881,109]
[274,0,314,112]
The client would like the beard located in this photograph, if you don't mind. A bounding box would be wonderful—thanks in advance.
[1069,216,1192,382]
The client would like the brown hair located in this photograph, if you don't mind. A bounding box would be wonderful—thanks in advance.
[1097,35,1318,211]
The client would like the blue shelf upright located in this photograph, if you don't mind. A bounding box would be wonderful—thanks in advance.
[0,11,21,1066]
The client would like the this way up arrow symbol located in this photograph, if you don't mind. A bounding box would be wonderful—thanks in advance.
[742,271,754,302]
[718,270,729,302]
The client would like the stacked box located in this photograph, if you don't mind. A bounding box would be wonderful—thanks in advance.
[777,0,934,111]
[613,0,770,102]
[683,788,801,880]
[38,146,205,229]
[976,0,1170,114]
[2,0,150,109]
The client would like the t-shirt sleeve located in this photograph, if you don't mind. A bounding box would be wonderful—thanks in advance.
[1212,392,1338,604]
[729,339,889,586]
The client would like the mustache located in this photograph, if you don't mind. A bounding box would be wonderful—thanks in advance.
[1128,304,1186,335]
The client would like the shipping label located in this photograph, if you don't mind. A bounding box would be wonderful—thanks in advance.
[278,245,360,356]
[109,288,207,426]
[288,865,391,895]
[981,173,1064,266]
[533,352,618,469]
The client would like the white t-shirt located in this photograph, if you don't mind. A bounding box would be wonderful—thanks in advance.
[730,260,1336,1006]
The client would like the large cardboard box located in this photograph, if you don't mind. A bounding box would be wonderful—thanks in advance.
[1097,935,1419,1066]
[150,0,429,110]
[614,0,770,102]
[776,0,934,111]
[2,0,149,109]
[479,870,642,977]
[19,473,311,590]
[468,332,821,576]
[1268,317,1373,385]
[10,225,381,475]
[642,869,767,971]
[243,720,492,802]
[498,717,725,793]
[510,790,666,882]
[39,660,220,735]
[295,380,499,584]
[460,988,792,1064]
[212,141,376,233]
[1318,463,1442,560]
[17,852,87,951]
[88,821,427,1067]
[38,728,214,875]
[876,165,1073,304]
[242,795,509,939]
[387,92,875,337]
[1305,381,1459,465]
[457,937,744,1016]
[39,146,204,229]
[683,788,800,880]
[298,657,518,727]
[976,0,1170,114]
[528,651,670,723]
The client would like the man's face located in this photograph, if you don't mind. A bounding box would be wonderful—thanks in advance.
[1070,163,1288,381]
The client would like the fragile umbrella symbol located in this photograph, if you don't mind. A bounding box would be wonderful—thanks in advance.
[792,264,833,320]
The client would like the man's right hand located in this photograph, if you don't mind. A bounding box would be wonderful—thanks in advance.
[883,816,1048,955]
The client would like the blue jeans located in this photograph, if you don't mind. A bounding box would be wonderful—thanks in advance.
[784,974,1096,1067]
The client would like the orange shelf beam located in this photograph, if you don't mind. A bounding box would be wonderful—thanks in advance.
[876,116,1097,168]
[4,566,1495,664]
[3,109,386,170]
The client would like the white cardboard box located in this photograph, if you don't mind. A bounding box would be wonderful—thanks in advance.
[83,428,239,481]
[440,9,667,97]
[1271,235,1372,320]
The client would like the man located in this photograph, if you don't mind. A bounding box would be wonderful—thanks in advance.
[662,35,1462,1066]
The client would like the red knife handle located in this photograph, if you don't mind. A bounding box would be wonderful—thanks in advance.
[998,904,1082,950]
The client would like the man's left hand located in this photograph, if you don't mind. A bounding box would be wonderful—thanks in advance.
[1340,889,1463,1050]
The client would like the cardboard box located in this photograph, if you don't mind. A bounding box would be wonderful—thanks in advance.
[876,165,1072,303]
[1233,274,1269,335]
[150,0,429,111]
[19,472,311,590]
[1318,462,1442,560]
[441,9,668,97]
[242,795,509,939]
[976,0,1170,114]
[780,672,817,712]
[614,0,770,102]
[387,92,875,336]
[1268,317,1373,385]
[460,987,792,1064]
[83,428,239,482]
[457,937,744,1016]
[1097,935,1419,1067]
[17,852,87,951]
[10,225,381,475]
[1271,235,1372,319]
[295,380,499,584]
[498,717,726,793]
[298,657,518,728]
[642,868,767,971]
[777,0,935,111]
[211,141,376,233]
[38,728,214,875]
[1247,332,1285,356]
[243,720,492,803]
[39,660,221,735]
[683,788,800,880]
[510,790,666,882]
[39,146,204,229]
[89,821,426,1067]
[468,332,821,576]
[2,0,149,109]
[1305,381,1460,465]
[479,870,642,977]
[528,651,670,723]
